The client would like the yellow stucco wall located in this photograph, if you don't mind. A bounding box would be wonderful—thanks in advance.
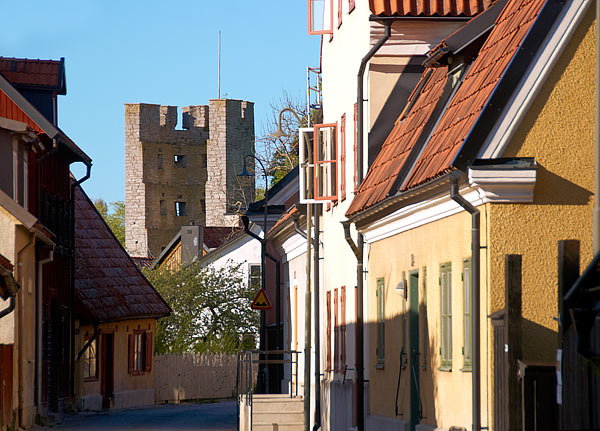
[76,318,157,409]
[368,209,489,428]
[487,7,595,362]
[365,8,595,430]
[0,207,38,428]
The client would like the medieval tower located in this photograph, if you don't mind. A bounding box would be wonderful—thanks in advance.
[124,99,255,258]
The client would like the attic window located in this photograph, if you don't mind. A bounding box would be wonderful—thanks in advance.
[308,0,333,35]
[175,201,187,217]
[174,155,186,167]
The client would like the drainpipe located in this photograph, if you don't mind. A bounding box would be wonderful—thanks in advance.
[36,249,53,411]
[16,234,34,427]
[313,205,321,431]
[450,177,480,431]
[70,162,92,398]
[348,20,392,431]
[595,0,600,253]
[304,203,312,431]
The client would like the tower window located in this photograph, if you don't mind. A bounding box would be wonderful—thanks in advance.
[174,155,186,167]
[175,201,187,216]
[157,153,163,170]
[160,200,167,216]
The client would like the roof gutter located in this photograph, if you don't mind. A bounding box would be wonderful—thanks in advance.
[450,176,481,431]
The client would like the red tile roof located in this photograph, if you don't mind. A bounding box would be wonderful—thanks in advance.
[403,0,546,190]
[74,185,170,323]
[349,0,550,217]
[268,206,300,237]
[347,67,449,216]
[0,57,65,94]
[369,0,491,16]
[203,226,242,249]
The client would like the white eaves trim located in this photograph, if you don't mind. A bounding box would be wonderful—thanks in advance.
[478,0,592,159]
[362,166,536,244]
[279,233,306,264]
[468,166,537,203]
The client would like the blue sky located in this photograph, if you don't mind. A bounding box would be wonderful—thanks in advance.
[0,1,320,203]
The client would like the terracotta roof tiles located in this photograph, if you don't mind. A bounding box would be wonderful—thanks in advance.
[369,0,492,16]
[403,0,546,190]
[348,0,552,217]
[0,57,65,93]
[74,185,170,323]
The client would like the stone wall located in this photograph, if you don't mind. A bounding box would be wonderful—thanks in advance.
[206,99,255,227]
[125,100,254,258]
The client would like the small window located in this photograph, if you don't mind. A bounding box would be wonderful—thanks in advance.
[440,263,452,370]
[308,0,333,35]
[157,153,163,170]
[128,331,153,374]
[314,124,338,201]
[174,155,186,168]
[175,201,187,217]
[83,338,98,380]
[249,264,261,291]
[376,278,385,368]
[463,259,472,370]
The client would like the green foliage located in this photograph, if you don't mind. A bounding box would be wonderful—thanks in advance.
[143,261,259,354]
[94,199,125,247]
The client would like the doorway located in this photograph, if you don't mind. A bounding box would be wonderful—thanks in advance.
[100,333,114,409]
[409,270,421,430]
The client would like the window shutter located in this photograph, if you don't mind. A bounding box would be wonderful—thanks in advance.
[341,286,346,367]
[326,291,332,371]
[128,334,134,374]
[340,114,346,201]
[145,332,153,372]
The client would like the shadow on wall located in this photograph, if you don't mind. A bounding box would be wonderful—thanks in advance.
[328,314,561,429]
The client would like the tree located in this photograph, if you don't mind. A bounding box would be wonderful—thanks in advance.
[94,199,125,247]
[143,261,259,354]
[257,94,314,185]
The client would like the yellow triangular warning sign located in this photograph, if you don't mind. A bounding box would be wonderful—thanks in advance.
[251,288,272,310]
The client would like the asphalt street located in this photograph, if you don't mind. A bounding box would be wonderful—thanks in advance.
[34,400,237,431]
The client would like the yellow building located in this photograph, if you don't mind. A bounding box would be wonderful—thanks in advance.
[344,0,595,428]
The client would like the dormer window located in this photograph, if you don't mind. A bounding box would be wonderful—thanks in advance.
[308,0,333,35]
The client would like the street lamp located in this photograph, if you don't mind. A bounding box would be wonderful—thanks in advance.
[238,154,269,391]
[271,108,304,139]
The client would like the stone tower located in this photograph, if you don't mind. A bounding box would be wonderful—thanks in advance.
[125,99,255,258]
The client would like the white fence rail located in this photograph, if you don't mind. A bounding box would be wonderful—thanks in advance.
[154,353,237,403]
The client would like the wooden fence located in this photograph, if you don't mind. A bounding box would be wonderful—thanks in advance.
[154,353,238,403]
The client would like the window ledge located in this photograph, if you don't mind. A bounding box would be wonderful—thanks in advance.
[438,366,452,372]
[461,366,472,372]
[83,376,99,382]
[375,363,385,370]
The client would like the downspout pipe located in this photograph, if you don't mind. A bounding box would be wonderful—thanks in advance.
[313,205,321,431]
[36,250,54,410]
[0,296,16,320]
[450,177,481,431]
[70,161,92,397]
[351,20,392,431]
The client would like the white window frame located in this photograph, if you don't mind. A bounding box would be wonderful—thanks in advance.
[298,125,338,204]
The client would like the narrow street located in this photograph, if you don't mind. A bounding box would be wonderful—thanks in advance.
[34,400,236,431]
